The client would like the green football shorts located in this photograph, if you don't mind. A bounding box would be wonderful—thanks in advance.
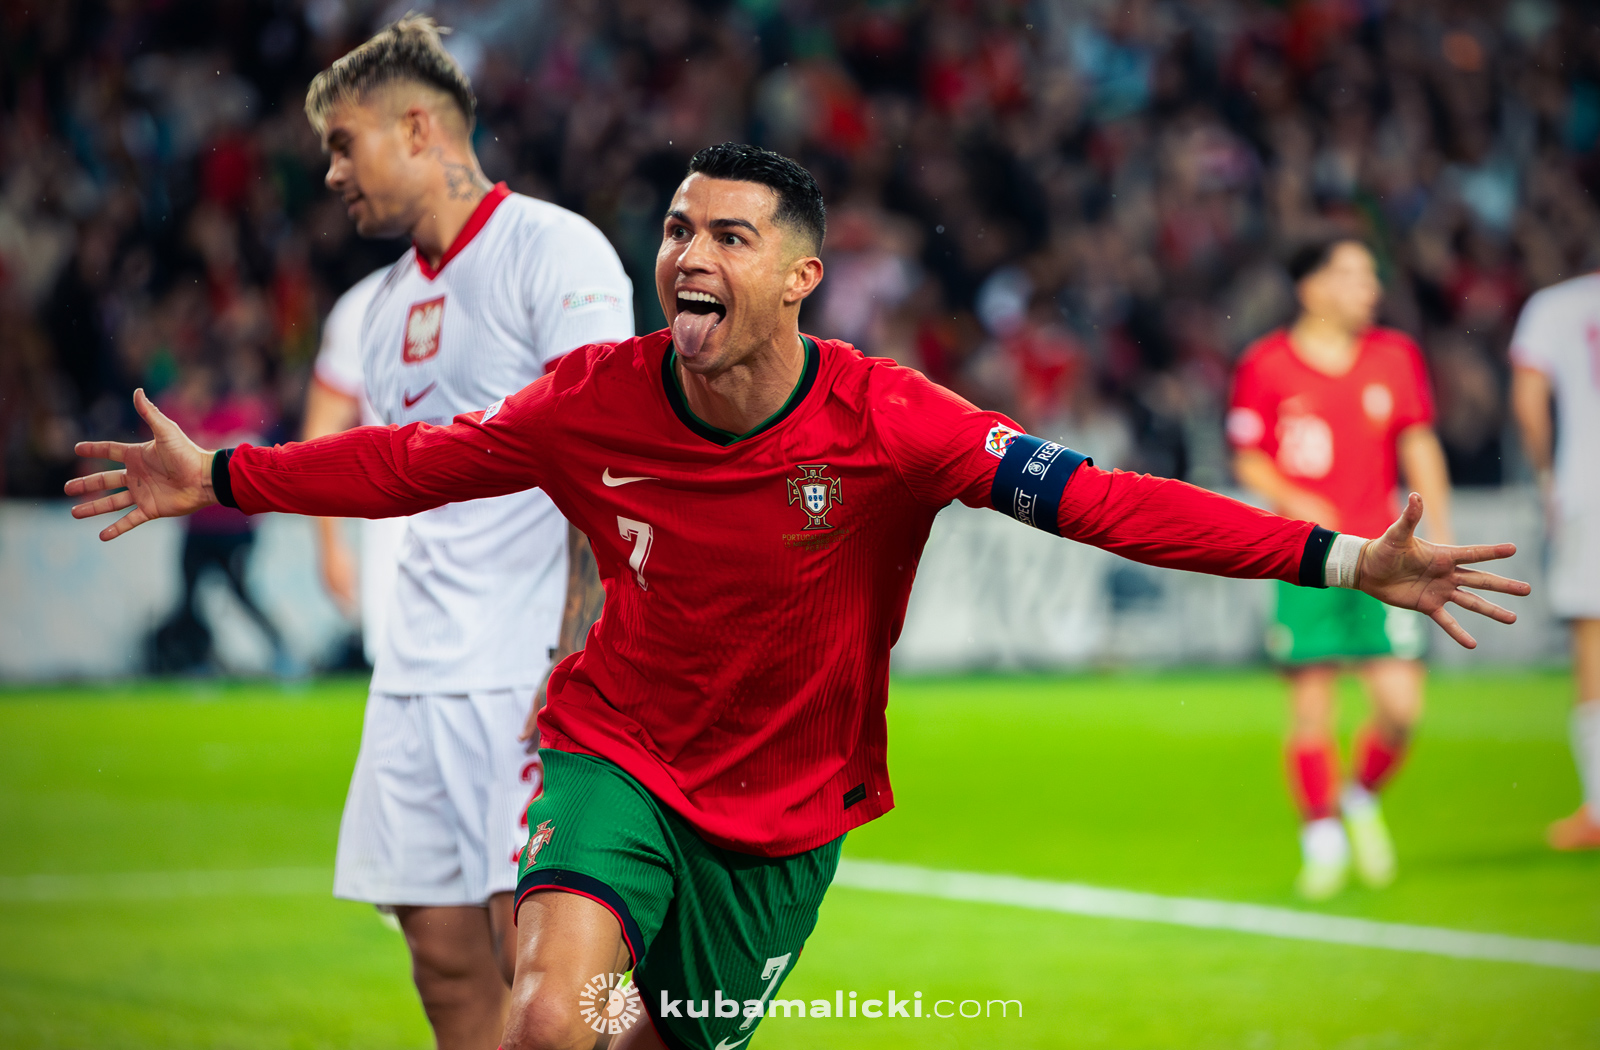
[1267,580,1427,665]
[515,749,842,1050]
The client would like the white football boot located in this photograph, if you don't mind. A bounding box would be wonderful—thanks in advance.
[1342,784,1397,887]
[1296,817,1350,901]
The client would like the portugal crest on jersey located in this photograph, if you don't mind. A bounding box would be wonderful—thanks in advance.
[403,296,445,363]
[787,464,842,530]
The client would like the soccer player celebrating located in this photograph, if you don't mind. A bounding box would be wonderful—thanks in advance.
[1227,238,1456,899]
[69,146,1527,1050]
[294,19,632,1050]
[1509,272,1600,850]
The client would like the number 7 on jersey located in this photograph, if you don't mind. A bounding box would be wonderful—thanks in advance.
[617,517,653,590]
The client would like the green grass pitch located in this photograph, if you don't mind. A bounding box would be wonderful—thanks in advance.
[1,669,1595,1048]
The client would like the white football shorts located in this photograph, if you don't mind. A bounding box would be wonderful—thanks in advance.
[1549,503,1600,620]
[333,688,545,907]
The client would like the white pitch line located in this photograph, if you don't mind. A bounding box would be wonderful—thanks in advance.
[0,867,331,902]
[7,861,1597,975]
[833,858,1600,974]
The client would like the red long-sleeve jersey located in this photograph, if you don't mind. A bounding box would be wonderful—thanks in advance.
[220,331,1330,855]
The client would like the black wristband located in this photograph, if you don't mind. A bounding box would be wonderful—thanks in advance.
[1298,525,1336,588]
[212,448,238,509]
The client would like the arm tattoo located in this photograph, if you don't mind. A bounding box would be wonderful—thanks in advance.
[529,527,602,736]
[428,147,490,202]
[557,524,605,654]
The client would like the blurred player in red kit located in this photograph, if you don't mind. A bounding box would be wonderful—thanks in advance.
[1229,238,1455,899]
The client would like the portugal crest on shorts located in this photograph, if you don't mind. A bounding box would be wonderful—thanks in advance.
[787,464,842,530]
[522,819,554,869]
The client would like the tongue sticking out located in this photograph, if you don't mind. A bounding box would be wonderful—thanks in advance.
[672,308,721,358]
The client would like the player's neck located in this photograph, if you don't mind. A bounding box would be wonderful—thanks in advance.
[676,331,808,437]
[1288,315,1363,377]
[409,152,495,269]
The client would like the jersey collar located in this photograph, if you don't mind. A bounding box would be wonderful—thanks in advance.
[414,182,511,281]
[1279,324,1374,379]
[662,336,821,447]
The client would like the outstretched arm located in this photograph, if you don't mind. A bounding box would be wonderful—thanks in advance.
[1057,461,1324,584]
[69,383,552,538]
[867,362,1529,652]
[1053,463,1527,649]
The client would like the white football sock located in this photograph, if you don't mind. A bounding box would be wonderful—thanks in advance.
[1574,701,1600,812]
[1301,817,1349,865]
[1341,782,1376,815]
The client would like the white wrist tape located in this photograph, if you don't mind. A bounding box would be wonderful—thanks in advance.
[1325,533,1367,589]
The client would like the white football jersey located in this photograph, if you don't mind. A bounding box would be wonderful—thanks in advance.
[314,268,404,667]
[316,267,387,427]
[1510,273,1600,510]
[343,185,633,692]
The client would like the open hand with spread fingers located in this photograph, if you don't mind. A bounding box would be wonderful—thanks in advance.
[1355,492,1531,649]
[65,388,218,541]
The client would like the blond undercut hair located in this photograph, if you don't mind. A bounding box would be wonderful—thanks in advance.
[305,14,476,136]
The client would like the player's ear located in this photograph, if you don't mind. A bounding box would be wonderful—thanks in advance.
[401,102,430,156]
[1294,274,1317,316]
[783,254,824,306]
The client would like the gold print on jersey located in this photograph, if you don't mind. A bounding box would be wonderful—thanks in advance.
[787,464,842,530]
[782,530,847,551]
[403,296,446,364]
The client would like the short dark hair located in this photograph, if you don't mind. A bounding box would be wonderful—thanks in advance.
[685,143,826,254]
[306,15,475,136]
[1286,236,1370,283]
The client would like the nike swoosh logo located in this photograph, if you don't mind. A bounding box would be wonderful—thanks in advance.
[402,382,437,409]
[603,468,658,487]
[712,1038,752,1050]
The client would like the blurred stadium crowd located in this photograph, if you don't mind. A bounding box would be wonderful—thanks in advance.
[4,0,1598,498]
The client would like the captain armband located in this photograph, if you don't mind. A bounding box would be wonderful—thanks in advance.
[987,431,1091,536]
